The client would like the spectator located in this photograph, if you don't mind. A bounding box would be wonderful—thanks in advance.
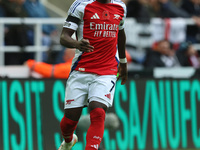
[2,0,30,46]
[176,41,200,67]
[144,39,180,68]
[126,0,151,23]
[23,0,59,62]
[181,0,200,43]
[2,0,59,65]
[23,0,59,46]
[146,0,190,18]
[126,0,189,21]
[159,0,190,18]
[182,0,200,16]
[126,0,164,19]
[26,48,75,78]
[147,0,163,17]
[2,0,35,65]
[171,0,183,7]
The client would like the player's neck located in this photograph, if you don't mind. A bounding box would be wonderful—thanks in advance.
[96,0,111,4]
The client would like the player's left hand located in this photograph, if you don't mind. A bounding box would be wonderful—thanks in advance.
[117,63,128,85]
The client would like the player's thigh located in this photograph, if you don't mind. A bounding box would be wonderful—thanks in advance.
[64,71,89,109]
[88,75,117,108]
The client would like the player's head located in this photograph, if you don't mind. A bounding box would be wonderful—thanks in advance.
[156,39,172,56]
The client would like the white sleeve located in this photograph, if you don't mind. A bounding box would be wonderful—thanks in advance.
[119,4,127,30]
[63,0,84,30]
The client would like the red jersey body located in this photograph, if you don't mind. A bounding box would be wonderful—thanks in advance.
[63,0,126,75]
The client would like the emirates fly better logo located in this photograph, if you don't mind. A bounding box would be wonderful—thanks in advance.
[90,22,118,37]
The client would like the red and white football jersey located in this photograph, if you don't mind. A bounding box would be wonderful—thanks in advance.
[63,0,126,75]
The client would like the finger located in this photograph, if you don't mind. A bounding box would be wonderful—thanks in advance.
[81,47,94,52]
[121,77,127,85]
[82,39,90,45]
[80,49,93,52]
[80,48,93,52]
[81,46,94,50]
[86,45,94,49]
[80,46,94,51]
[80,43,94,50]
[117,75,120,81]
[81,44,94,50]
[85,50,93,52]
[121,80,126,85]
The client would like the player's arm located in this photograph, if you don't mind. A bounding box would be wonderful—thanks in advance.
[60,27,94,52]
[60,0,94,52]
[117,29,128,85]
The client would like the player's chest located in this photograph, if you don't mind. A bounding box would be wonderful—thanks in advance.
[83,4,123,25]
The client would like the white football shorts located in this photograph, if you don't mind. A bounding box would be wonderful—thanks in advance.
[64,70,117,109]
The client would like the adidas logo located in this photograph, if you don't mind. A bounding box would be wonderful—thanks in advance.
[105,93,111,100]
[91,144,99,149]
[91,13,100,19]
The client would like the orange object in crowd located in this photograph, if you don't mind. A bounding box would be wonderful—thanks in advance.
[27,58,73,79]
[125,50,132,63]
[27,48,76,79]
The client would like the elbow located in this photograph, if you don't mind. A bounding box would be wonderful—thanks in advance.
[60,36,66,47]
[60,38,64,46]
[60,34,64,45]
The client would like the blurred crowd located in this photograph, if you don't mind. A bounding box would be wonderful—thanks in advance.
[144,39,200,68]
[124,0,200,69]
[0,0,200,78]
[0,0,59,65]
[125,0,200,42]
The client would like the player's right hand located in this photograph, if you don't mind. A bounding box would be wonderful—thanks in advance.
[76,39,94,52]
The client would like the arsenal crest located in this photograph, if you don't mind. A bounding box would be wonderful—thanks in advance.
[102,10,110,20]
